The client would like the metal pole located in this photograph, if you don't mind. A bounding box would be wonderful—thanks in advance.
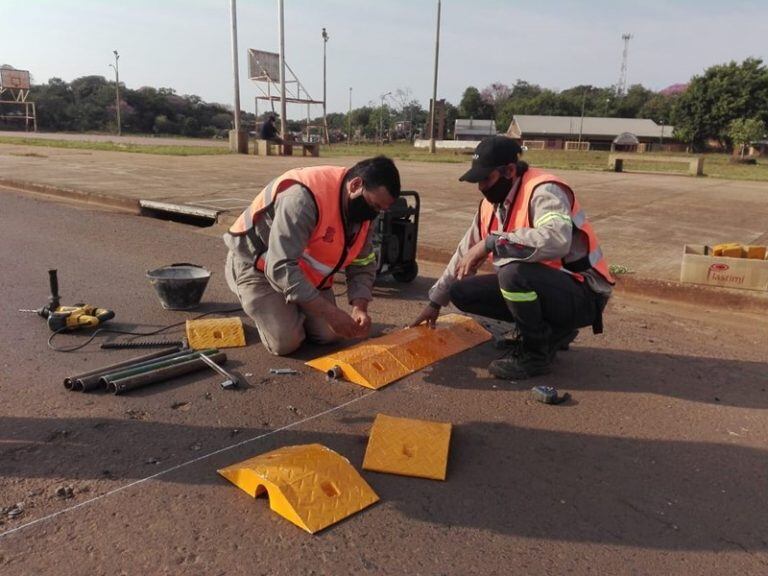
[347,86,352,146]
[379,92,391,146]
[111,51,121,136]
[229,0,242,134]
[278,0,287,139]
[322,27,329,144]
[578,89,586,147]
[428,0,441,154]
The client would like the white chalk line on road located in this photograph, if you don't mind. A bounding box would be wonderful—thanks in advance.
[0,391,376,539]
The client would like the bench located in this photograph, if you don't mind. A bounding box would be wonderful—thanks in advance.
[253,139,320,157]
[286,142,320,157]
[608,153,704,176]
[254,139,282,156]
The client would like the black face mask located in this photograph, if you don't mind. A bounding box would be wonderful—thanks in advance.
[348,194,380,222]
[481,175,514,204]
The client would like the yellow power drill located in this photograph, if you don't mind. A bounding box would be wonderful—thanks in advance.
[20,269,115,331]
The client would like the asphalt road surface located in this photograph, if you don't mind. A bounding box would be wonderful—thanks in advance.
[1,187,767,575]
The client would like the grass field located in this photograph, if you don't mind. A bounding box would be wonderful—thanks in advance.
[2,135,767,181]
[0,136,230,156]
[323,142,768,182]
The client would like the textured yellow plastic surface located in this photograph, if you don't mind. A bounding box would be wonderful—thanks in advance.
[363,414,452,481]
[217,444,379,534]
[305,313,491,389]
[186,317,246,350]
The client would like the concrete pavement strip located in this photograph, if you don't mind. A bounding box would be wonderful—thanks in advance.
[1,144,767,312]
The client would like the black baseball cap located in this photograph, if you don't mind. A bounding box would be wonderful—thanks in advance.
[459,136,523,182]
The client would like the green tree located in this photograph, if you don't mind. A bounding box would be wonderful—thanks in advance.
[729,117,766,157]
[459,86,493,119]
[672,58,768,150]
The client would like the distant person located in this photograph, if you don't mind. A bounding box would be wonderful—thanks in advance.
[259,115,283,145]
[411,136,614,379]
[224,156,401,355]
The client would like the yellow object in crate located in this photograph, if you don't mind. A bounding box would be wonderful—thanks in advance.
[712,243,743,258]
[744,245,767,260]
[186,317,245,350]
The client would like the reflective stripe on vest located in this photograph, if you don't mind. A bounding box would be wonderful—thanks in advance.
[232,166,371,289]
[478,168,614,285]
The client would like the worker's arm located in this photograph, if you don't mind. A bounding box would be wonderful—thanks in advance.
[263,185,322,303]
[410,214,482,328]
[344,226,377,337]
[485,183,574,264]
[264,186,364,339]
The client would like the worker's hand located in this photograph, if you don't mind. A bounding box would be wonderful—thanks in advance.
[325,307,364,339]
[457,241,490,280]
[350,298,372,337]
[410,303,440,329]
[350,307,372,337]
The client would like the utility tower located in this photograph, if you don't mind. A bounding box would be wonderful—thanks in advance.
[616,33,632,96]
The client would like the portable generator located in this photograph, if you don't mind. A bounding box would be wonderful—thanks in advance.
[372,191,420,283]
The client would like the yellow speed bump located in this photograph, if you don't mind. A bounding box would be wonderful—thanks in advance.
[363,414,452,480]
[306,313,491,389]
[217,444,379,534]
[186,317,246,350]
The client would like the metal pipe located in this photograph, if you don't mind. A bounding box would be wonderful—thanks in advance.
[64,347,181,391]
[326,365,342,380]
[98,349,218,388]
[78,349,199,392]
[428,0,441,154]
[109,352,227,395]
[229,0,242,134]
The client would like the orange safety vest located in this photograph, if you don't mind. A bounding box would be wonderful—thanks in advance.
[478,168,614,284]
[229,166,373,289]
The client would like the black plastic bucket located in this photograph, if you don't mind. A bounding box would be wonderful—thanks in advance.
[146,263,211,310]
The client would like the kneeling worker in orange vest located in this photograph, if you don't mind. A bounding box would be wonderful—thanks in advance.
[411,136,613,379]
[225,156,401,355]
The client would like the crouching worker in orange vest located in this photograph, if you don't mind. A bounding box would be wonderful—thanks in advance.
[411,136,613,379]
[224,156,401,355]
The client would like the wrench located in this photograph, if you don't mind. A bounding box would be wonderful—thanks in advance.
[198,353,240,389]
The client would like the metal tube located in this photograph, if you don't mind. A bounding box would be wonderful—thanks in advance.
[109,352,227,395]
[230,0,242,134]
[65,346,181,391]
[98,349,217,387]
[80,349,198,392]
[428,0,441,154]
[278,0,287,139]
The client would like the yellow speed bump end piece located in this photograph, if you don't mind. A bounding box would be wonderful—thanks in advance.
[186,317,246,350]
[306,313,491,389]
[363,414,452,481]
[217,444,379,534]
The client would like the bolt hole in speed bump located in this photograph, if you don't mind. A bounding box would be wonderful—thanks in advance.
[306,313,491,389]
[363,414,452,481]
[217,444,379,534]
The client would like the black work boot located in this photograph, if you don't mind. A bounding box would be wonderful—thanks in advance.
[488,338,552,380]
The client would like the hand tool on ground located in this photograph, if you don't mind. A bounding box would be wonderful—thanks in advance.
[199,353,240,388]
[269,368,299,375]
[20,269,115,331]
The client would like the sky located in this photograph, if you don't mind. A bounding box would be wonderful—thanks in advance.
[3,0,767,118]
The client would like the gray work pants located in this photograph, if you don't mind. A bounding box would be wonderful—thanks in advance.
[225,251,340,356]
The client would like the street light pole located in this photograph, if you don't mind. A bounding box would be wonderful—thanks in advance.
[379,91,391,146]
[322,27,329,144]
[278,0,287,140]
[577,89,586,147]
[428,0,442,154]
[109,51,121,136]
[347,87,352,146]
